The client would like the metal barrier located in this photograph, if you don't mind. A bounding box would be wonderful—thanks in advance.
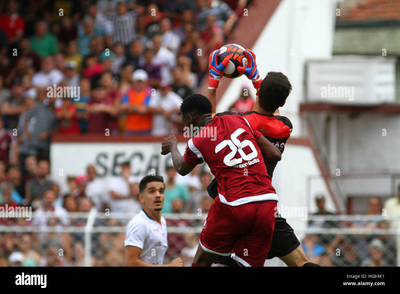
[0,211,399,266]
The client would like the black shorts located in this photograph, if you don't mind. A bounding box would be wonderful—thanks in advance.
[214,214,300,266]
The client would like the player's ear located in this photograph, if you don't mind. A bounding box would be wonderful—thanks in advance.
[139,193,145,204]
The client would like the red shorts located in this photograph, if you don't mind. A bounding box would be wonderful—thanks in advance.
[199,196,277,267]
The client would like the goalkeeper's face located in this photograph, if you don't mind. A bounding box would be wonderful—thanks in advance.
[139,182,165,212]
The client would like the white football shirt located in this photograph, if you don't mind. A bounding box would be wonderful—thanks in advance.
[124,209,168,265]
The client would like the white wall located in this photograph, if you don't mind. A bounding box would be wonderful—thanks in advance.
[217,0,338,137]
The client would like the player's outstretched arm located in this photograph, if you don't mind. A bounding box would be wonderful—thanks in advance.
[161,135,196,176]
[257,134,281,164]
[207,50,230,116]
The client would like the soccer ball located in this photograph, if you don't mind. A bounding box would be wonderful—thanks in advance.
[216,44,248,79]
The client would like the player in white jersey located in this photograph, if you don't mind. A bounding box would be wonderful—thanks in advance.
[124,175,183,267]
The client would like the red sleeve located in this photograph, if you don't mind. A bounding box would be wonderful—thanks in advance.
[183,139,204,166]
[253,128,262,141]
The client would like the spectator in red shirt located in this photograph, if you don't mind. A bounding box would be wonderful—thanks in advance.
[0,0,25,45]
[86,82,118,134]
[55,98,80,134]
[82,54,103,81]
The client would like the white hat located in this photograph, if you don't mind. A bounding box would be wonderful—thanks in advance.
[9,251,24,263]
[132,69,148,82]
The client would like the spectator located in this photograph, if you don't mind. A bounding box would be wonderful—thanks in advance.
[148,81,182,136]
[7,165,25,201]
[71,241,86,266]
[331,236,363,266]
[63,195,78,213]
[160,17,181,55]
[118,63,134,97]
[55,98,80,135]
[86,4,114,49]
[384,184,400,230]
[301,234,325,265]
[361,239,388,266]
[24,92,58,161]
[100,71,120,102]
[86,82,118,134]
[140,48,162,89]
[82,54,102,81]
[0,75,12,110]
[77,17,95,57]
[125,39,143,70]
[111,43,126,76]
[54,53,67,76]
[10,38,41,73]
[150,34,176,84]
[71,77,90,133]
[25,160,53,205]
[120,69,153,135]
[145,3,163,38]
[57,16,78,53]
[78,197,93,212]
[43,0,83,23]
[63,61,80,88]
[107,161,141,214]
[164,1,196,21]
[17,96,35,170]
[32,189,69,229]
[0,183,20,225]
[41,246,65,267]
[8,251,24,267]
[31,56,64,93]
[108,2,137,47]
[0,115,18,166]
[181,233,198,266]
[85,164,107,212]
[29,20,58,58]
[309,194,338,248]
[2,78,27,131]
[162,165,189,214]
[22,155,37,184]
[0,0,25,46]
[19,233,41,267]
[228,85,255,112]
[64,40,83,72]
[173,10,195,42]
[200,13,223,56]
[185,171,212,213]
[197,0,237,37]
[74,175,88,202]
[171,65,194,100]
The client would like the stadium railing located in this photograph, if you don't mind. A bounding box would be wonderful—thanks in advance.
[0,211,399,266]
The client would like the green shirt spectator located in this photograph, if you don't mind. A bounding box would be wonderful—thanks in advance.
[29,20,58,57]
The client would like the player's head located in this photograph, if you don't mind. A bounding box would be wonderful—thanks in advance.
[139,175,165,211]
[258,72,292,113]
[180,94,212,128]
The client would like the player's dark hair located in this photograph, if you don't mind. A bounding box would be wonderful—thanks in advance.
[180,94,212,116]
[139,175,164,194]
[258,72,292,112]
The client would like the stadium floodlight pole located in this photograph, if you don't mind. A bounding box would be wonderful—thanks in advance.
[84,207,97,266]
